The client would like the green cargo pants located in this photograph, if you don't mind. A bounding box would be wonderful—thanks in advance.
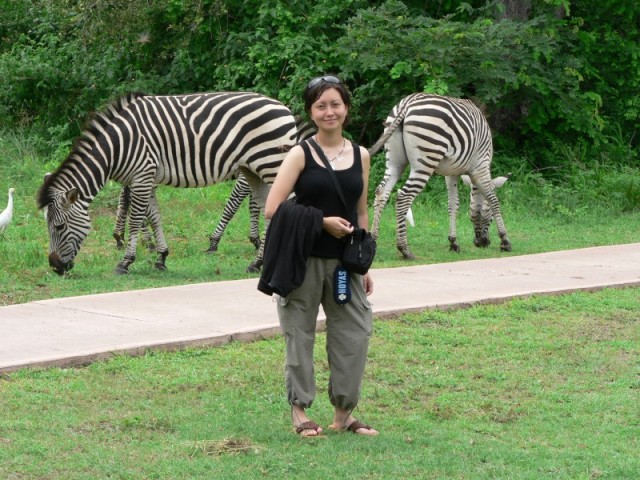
[277,256,373,411]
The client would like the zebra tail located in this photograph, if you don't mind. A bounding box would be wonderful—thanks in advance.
[406,207,415,227]
[367,96,414,157]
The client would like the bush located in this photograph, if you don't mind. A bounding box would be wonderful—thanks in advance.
[0,0,637,173]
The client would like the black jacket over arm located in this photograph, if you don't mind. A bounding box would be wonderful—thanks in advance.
[257,200,324,297]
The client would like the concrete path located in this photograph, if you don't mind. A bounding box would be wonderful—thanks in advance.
[1,243,639,373]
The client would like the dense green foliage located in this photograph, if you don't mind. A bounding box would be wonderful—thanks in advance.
[0,0,638,173]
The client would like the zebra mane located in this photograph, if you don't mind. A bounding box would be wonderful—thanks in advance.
[36,92,148,210]
[78,91,147,147]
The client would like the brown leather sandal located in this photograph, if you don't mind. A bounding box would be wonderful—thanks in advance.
[345,420,378,435]
[294,420,323,436]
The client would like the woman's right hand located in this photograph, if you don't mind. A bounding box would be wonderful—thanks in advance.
[323,216,354,239]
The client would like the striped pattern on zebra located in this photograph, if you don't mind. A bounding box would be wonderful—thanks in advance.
[37,91,297,274]
[205,173,261,252]
[113,185,159,250]
[369,93,512,258]
[204,117,317,252]
[111,117,316,255]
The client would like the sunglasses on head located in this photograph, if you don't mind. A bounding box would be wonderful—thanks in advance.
[306,75,342,90]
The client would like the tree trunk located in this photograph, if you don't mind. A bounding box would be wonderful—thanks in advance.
[500,0,532,20]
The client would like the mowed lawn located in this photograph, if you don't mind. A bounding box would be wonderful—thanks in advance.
[1,287,638,479]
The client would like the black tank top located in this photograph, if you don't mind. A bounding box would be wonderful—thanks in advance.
[295,140,363,258]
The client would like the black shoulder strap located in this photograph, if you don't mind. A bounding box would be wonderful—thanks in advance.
[307,138,349,212]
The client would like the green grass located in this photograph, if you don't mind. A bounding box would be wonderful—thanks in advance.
[1,288,638,479]
[1,132,639,478]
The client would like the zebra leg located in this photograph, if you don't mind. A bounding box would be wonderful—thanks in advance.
[141,217,156,251]
[371,129,407,241]
[141,186,157,251]
[114,185,155,251]
[372,176,396,241]
[470,191,490,248]
[395,189,417,260]
[468,171,512,252]
[248,218,268,273]
[239,168,271,273]
[491,196,512,252]
[145,190,170,270]
[113,186,130,249]
[114,184,153,274]
[395,153,438,260]
[206,174,252,253]
[445,176,461,253]
[248,194,261,250]
[491,175,512,252]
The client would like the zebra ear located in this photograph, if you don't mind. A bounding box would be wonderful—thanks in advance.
[63,188,79,207]
[460,175,472,187]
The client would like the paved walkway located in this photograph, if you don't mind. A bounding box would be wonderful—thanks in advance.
[1,243,639,374]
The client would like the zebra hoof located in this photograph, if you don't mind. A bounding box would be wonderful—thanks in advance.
[500,240,512,252]
[205,240,220,254]
[246,260,263,273]
[114,265,129,275]
[449,244,460,253]
[154,262,167,271]
[398,246,415,260]
[249,236,261,250]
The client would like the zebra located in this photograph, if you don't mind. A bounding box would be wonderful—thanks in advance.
[111,117,316,254]
[37,91,297,275]
[369,93,512,258]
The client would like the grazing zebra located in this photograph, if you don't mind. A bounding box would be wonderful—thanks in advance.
[37,91,297,275]
[369,93,512,258]
[112,117,316,254]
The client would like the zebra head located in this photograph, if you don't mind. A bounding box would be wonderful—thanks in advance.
[461,174,510,248]
[38,174,92,275]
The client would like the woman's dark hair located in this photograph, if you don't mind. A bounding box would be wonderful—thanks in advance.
[303,75,352,121]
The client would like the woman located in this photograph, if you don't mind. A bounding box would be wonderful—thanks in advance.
[264,75,377,437]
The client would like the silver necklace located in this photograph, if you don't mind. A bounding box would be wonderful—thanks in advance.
[316,136,346,169]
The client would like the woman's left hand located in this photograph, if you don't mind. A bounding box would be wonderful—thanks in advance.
[363,272,373,296]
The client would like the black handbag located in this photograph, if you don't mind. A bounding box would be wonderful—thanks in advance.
[308,139,377,275]
[342,226,377,275]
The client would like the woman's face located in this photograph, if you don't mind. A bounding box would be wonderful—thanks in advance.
[310,87,349,132]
